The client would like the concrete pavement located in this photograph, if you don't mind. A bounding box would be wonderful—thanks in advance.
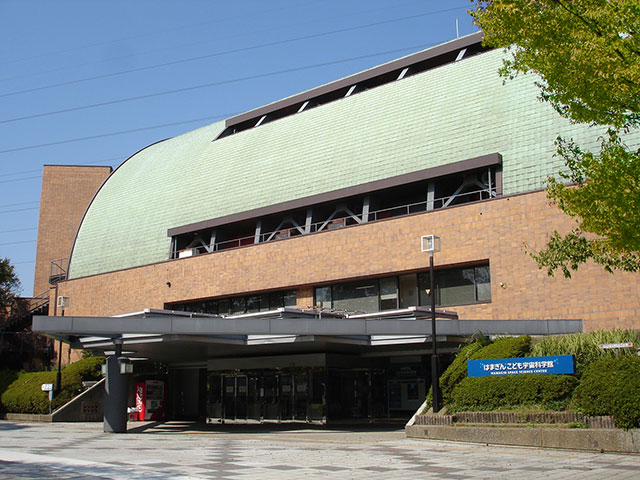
[0,420,639,479]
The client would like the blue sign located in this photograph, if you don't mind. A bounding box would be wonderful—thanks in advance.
[467,355,575,377]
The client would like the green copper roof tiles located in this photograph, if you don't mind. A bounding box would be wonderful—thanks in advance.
[68,48,621,279]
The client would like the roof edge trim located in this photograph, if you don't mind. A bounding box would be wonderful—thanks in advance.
[225,32,484,129]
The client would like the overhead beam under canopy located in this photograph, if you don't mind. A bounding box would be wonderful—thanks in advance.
[33,307,582,343]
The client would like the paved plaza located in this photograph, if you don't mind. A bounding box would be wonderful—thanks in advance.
[0,420,639,479]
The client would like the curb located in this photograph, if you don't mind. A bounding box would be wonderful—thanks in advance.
[406,424,640,454]
[4,413,52,423]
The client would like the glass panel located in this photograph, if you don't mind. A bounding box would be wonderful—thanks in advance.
[218,299,230,315]
[283,289,297,308]
[269,292,284,310]
[294,373,308,420]
[236,376,248,419]
[398,274,418,308]
[263,374,278,420]
[203,300,219,315]
[279,374,293,420]
[379,277,398,310]
[475,265,491,302]
[222,376,236,420]
[417,273,433,307]
[206,374,222,418]
[315,286,332,309]
[439,267,475,306]
[259,293,270,311]
[332,280,379,313]
[247,376,261,420]
[231,297,246,315]
[309,369,325,421]
[246,295,260,313]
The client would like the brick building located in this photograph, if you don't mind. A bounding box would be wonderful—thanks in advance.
[34,33,639,424]
[33,165,112,365]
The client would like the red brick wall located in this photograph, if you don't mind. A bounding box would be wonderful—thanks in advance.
[34,165,112,298]
[55,190,639,332]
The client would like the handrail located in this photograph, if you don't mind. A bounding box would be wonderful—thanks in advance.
[175,185,497,257]
[0,292,50,339]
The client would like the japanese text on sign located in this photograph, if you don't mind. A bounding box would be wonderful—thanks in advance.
[467,355,574,377]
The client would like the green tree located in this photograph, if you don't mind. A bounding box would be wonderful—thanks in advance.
[471,0,640,277]
[0,257,21,313]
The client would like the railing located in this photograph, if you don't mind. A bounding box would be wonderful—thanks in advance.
[0,290,50,333]
[30,289,51,313]
[49,257,68,285]
[0,289,52,367]
[175,186,497,257]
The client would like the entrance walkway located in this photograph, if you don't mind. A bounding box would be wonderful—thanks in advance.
[1,420,638,479]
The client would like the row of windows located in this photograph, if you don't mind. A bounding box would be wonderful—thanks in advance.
[215,43,485,141]
[171,166,499,259]
[169,264,490,316]
[170,290,297,316]
[315,265,491,313]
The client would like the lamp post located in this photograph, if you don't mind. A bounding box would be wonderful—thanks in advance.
[55,295,67,394]
[421,234,441,413]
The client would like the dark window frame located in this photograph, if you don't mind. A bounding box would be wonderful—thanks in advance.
[168,289,297,315]
[313,263,491,312]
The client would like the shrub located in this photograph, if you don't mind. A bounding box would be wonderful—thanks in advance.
[0,370,19,414]
[573,356,640,429]
[438,341,486,405]
[531,329,640,376]
[427,336,533,409]
[62,355,105,385]
[450,374,578,412]
[1,371,58,414]
[471,335,532,361]
[0,357,105,414]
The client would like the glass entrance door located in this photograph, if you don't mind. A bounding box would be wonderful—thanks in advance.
[247,376,261,420]
[235,376,248,419]
[293,373,308,421]
[222,375,249,420]
[207,375,223,419]
[207,368,326,423]
[263,374,279,420]
[222,376,236,420]
[279,374,293,420]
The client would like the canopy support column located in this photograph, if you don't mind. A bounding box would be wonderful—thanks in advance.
[103,339,129,433]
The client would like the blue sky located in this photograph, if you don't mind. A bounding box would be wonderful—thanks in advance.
[0,0,479,296]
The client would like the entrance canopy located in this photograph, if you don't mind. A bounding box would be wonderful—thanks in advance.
[33,307,582,363]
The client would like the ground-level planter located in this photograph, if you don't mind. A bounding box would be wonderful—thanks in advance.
[406,423,640,454]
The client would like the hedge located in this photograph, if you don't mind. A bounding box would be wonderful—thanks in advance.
[437,341,485,405]
[0,356,105,414]
[424,332,640,426]
[472,335,532,361]
[0,370,19,414]
[427,335,532,408]
[531,329,640,376]
[573,356,640,430]
[450,374,578,412]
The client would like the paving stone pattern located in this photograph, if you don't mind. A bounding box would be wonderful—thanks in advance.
[0,421,639,479]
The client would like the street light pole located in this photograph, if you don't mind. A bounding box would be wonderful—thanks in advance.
[429,252,440,413]
[421,234,441,413]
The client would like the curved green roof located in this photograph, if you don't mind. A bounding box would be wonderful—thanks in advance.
[68,47,603,279]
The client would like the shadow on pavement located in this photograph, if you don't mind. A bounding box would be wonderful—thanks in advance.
[127,419,407,435]
[0,421,33,432]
